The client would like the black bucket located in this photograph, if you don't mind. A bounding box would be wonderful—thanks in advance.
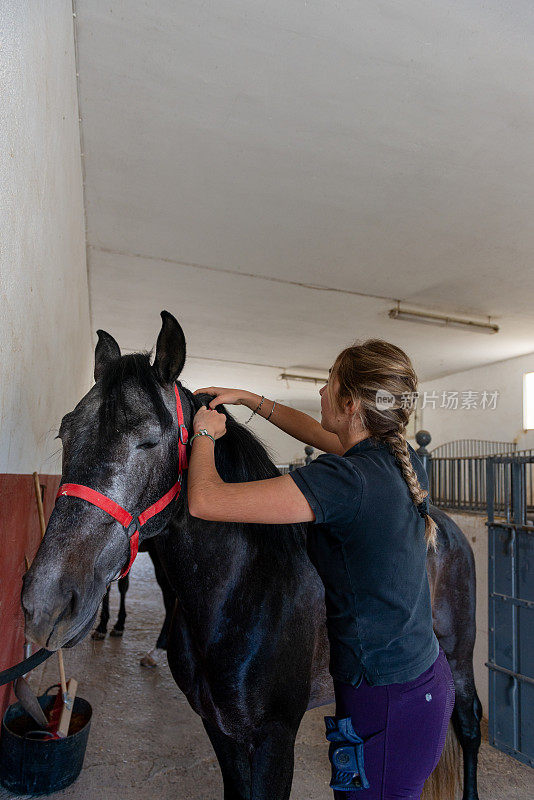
[0,684,92,795]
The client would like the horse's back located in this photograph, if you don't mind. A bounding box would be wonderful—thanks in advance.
[429,503,475,558]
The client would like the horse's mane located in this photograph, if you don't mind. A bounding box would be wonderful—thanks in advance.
[181,386,280,482]
[180,384,308,554]
[99,354,307,553]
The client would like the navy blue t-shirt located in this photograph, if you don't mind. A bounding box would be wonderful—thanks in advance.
[289,436,439,686]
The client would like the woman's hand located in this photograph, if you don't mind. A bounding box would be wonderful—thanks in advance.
[194,386,256,410]
[193,407,227,439]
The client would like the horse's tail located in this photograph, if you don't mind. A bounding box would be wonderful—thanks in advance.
[421,721,462,800]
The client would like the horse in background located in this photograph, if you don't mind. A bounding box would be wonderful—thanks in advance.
[91,537,176,666]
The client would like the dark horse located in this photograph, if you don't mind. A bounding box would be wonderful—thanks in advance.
[21,312,481,800]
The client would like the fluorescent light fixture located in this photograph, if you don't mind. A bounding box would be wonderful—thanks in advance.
[388,306,499,334]
[278,373,328,385]
[524,372,534,430]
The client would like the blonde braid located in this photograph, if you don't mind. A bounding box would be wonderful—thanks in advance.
[381,431,438,552]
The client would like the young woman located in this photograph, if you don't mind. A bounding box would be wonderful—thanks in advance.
[188,338,455,800]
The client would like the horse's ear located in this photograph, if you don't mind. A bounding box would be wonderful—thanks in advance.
[153,311,186,385]
[94,330,121,382]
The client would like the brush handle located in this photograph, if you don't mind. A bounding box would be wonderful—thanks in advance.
[58,650,67,699]
[32,472,46,540]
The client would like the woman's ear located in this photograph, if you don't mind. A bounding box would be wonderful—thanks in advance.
[345,397,360,416]
[346,398,367,431]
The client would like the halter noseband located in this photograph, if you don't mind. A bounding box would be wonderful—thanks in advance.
[55,384,189,579]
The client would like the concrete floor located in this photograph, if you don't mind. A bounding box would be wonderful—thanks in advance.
[2,553,533,800]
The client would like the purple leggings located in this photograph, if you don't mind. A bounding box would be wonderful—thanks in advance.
[332,646,455,800]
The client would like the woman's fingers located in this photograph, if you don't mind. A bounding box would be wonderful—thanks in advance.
[207,394,226,409]
[195,387,225,406]
[193,387,225,408]
[193,387,244,408]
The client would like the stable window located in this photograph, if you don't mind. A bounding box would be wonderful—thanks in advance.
[523,372,534,430]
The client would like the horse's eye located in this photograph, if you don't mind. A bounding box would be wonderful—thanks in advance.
[137,440,160,450]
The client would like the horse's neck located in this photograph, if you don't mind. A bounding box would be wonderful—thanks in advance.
[163,508,250,625]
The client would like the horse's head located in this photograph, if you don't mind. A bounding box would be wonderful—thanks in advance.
[21,311,190,650]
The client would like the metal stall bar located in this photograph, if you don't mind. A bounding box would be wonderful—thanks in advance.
[486,454,534,768]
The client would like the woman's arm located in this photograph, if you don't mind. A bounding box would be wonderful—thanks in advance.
[194,386,344,455]
[187,408,315,524]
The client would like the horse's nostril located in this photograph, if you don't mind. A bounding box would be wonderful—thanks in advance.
[69,588,79,616]
[21,571,32,597]
[58,582,81,621]
[21,594,33,619]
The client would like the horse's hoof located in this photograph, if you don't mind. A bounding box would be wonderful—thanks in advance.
[91,629,106,640]
[140,652,158,668]
[110,628,124,637]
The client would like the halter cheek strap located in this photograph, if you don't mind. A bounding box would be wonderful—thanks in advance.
[55,384,189,578]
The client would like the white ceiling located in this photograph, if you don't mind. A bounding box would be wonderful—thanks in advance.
[77,0,534,409]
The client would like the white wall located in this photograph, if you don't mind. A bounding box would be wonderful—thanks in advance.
[420,349,534,451]
[0,1,92,474]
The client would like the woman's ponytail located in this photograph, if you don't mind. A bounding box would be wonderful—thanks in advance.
[380,432,438,552]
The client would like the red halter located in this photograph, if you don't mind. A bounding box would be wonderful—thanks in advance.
[55,384,189,578]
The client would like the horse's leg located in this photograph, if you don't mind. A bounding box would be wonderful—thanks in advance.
[91,586,110,639]
[250,722,296,800]
[146,539,176,650]
[431,548,481,800]
[202,719,251,800]
[110,575,129,636]
[450,661,482,800]
[139,539,177,666]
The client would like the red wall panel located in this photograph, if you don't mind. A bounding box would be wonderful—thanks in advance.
[0,474,61,720]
